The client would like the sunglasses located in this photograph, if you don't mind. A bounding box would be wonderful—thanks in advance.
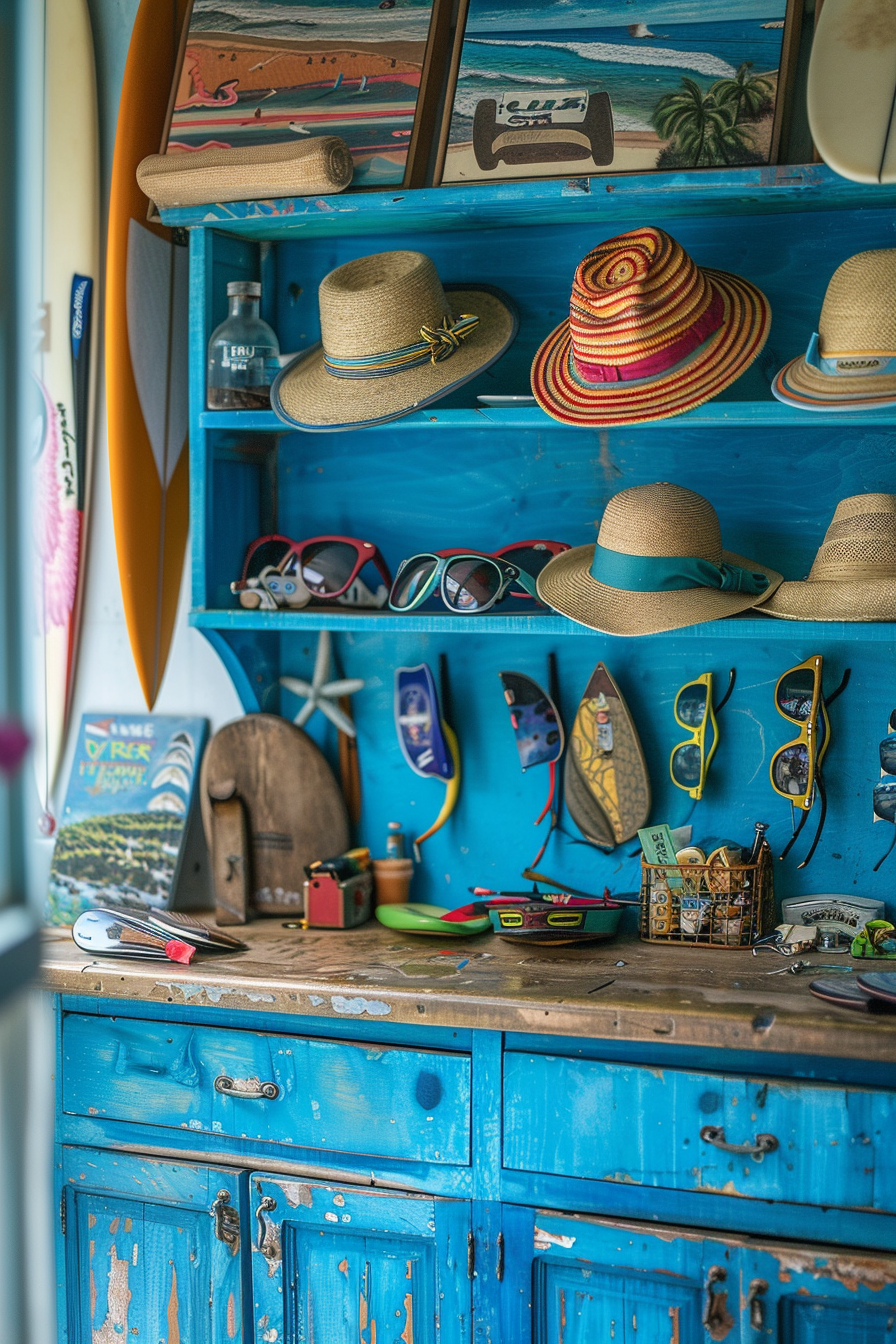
[390,550,541,614]
[492,540,571,597]
[873,710,896,870]
[669,669,735,800]
[232,534,392,610]
[770,656,850,868]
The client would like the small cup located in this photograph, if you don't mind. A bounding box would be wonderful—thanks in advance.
[373,858,414,905]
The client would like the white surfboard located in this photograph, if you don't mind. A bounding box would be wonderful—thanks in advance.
[34,0,100,832]
[808,0,896,183]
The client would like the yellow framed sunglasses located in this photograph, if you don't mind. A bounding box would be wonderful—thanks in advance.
[770,654,850,868]
[769,655,827,812]
[669,669,734,800]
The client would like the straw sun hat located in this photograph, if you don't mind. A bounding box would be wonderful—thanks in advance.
[760,494,896,621]
[536,483,782,636]
[531,227,771,426]
[272,250,517,430]
[773,250,896,410]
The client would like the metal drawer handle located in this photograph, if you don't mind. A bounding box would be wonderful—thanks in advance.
[214,1074,280,1100]
[256,1196,277,1252]
[700,1124,779,1158]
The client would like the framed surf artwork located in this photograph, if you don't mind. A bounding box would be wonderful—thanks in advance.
[163,0,452,189]
[436,0,802,185]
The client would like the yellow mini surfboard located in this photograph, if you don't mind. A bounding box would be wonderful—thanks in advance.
[106,0,191,709]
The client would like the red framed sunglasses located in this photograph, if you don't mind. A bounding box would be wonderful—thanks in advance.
[232,534,392,605]
[493,540,571,597]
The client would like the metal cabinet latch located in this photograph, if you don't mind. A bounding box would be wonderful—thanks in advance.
[700,1124,780,1159]
[256,1195,277,1252]
[747,1278,769,1329]
[496,1232,505,1282]
[467,1231,475,1279]
[210,1189,240,1251]
[703,1265,734,1339]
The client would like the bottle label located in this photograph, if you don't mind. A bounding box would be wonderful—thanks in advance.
[222,344,257,371]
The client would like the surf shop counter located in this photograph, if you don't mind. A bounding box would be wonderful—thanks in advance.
[46,923,896,1342]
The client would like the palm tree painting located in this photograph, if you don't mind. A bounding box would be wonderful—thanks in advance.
[653,62,774,169]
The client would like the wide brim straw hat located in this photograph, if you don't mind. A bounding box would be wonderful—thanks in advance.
[759,494,896,621]
[536,482,782,636]
[532,227,771,427]
[772,250,896,410]
[272,251,517,431]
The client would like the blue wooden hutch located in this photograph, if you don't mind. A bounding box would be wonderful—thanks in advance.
[49,163,896,1341]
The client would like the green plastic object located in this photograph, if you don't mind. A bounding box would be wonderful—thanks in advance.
[375,902,490,937]
[488,902,622,943]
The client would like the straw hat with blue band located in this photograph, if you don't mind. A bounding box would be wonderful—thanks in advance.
[772,249,896,411]
[536,483,782,636]
[272,250,518,431]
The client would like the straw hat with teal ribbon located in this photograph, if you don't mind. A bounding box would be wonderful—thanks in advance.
[272,250,518,430]
[536,483,783,636]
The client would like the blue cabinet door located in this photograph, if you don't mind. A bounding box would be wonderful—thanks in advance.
[498,1205,896,1342]
[60,1146,244,1344]
[250,1175,471,1343]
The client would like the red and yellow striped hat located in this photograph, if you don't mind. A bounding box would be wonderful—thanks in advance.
[531,227,771,426]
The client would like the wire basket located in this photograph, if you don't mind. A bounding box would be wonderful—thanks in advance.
[639,841,774,948]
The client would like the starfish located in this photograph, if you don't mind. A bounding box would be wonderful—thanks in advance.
[280,630,364,738]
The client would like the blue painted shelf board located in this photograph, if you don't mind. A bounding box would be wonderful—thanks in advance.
[161,164,896,239]
[199,402,896,433]
[188,609,896,641]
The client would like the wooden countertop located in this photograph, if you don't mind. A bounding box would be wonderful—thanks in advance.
[42,923,896,1061]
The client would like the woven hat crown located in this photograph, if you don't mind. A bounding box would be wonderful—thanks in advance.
[819,249,896,357]
[319,251,453,359]
[808,492,896,580]
[597,483,723,561]
[569,227,713,367]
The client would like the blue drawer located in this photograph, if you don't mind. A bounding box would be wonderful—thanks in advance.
[62,1013,471,1165]
[503,1052,896,1214]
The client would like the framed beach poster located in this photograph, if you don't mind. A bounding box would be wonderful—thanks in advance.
[437,0,801,185]
[164,0,451,189]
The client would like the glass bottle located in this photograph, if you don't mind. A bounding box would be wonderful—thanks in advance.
[207,280,280,410]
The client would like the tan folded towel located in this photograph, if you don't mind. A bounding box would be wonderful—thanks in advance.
[137,136,354,209]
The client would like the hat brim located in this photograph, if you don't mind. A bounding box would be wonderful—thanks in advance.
[531,270,771,427]
[772,354,896,410]
[536,543,783,635]
[271,285,518,431]
[759,578,896,621]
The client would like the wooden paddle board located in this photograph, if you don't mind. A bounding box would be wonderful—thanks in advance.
[200,714,350,917]
[565,663,651,848]
[107,0,191,709]
[808,0,896,183]
[34,0,99,832]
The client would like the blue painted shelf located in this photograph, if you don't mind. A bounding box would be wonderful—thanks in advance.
[162,164,896,239]
[188,608,896,641]
[199,402,896,433]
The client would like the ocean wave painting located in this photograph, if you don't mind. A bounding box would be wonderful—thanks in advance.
[442,0,789,184]
[167,0,436,186]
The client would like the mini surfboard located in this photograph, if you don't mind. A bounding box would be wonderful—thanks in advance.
[808,0,896,183]
[34,0,99,832]
[565,663,651,849]
[107,0,191,708]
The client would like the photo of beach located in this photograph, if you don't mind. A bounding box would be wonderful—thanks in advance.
[166,0,437,187]
[441,0,790,184]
